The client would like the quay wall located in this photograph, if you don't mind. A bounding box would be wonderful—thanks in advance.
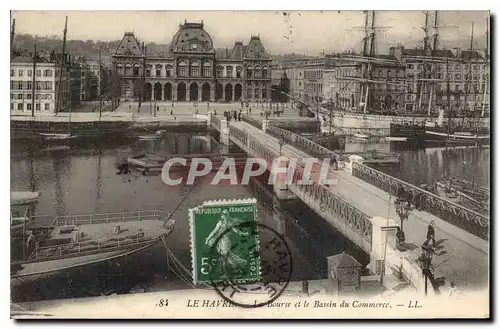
[319,113,490,137]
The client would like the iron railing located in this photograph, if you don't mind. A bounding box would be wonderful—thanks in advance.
[266,125,340,162]
[211,115,221,131]
[241,115,263,130]
[352,162,489,240]
[51,210,168,227]
[234,128,373,251]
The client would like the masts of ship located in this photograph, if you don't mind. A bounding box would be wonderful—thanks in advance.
[56,16,68,115]
[31,44,36,117]
[445,49,451,150]
[427,10,439,116]
[481,14,489,118]
[10,19,15,58]
[463,22,474,117]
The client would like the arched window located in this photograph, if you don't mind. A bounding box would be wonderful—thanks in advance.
[203,62,211,77]
[246,66,253,78]
[226,66,233,78]
[165,64,173,77]
[254,66,261,78]
[133,63,140,76]
[262,66,269,78]
[125,63,132,76]
[178,61,188,77]
[117,63,124,75]
[216,65,223,78]
[155,64,163,77]
[190,62,200,77]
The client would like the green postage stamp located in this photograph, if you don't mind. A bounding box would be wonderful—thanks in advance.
[190,198,261,284]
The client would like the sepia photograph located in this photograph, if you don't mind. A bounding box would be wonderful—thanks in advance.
[8,8,491,319]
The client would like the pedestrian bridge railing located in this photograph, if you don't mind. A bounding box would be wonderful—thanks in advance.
[351,162,489,241]
[229,124,372,253]
[211,115,221,132]
[265,124,340,162]
[241,115,263,130]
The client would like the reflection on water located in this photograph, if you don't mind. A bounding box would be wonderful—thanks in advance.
[10,134,489,302]
[384,144,490,189]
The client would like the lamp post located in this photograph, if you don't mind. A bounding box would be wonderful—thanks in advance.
[418,244,434,296]
[394,196,411,234]
[279,134,285,156]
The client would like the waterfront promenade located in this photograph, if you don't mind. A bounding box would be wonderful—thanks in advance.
[10,102,302,123]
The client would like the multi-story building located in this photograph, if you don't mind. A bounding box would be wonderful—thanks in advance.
[10,55,57,113]
[281,59,307,102]
[10,53,81,114]
[302,55,337,105]
[324,54,405,111]
[391,46,490,114]
[78,58,101,102]
[269,62,290,103]
[112,21,272,103]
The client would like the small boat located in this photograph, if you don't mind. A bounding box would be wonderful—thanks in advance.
[38,133,76,140]
[128,154,166,168]
[138,130,166,141]
[11,210,175,279]
[138,134,162,141]
[354,133,369,140]
[385,136,408,142]
[11,191,41,206]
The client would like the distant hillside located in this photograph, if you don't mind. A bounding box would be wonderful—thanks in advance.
[12,34,169,63]
[13,34,262,63]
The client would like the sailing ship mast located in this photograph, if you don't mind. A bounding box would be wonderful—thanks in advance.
[463,22,474,124]
[427,10,439,116]
[10,19,15,58]
[56,16,68,115]
[445,49,451,150]
[417,11,430,115]
[481,15,489,118]
[31,44,36,117]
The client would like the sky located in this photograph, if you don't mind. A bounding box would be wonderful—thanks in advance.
[11,10,490,55]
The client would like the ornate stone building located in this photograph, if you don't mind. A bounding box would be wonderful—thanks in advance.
[112,21,272,102]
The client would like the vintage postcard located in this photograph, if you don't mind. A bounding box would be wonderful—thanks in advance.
[9,9,490,319]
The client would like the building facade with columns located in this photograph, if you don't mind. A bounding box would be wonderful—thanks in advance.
[112,21,272,103]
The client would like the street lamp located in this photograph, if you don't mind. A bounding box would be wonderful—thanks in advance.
[394,197,412,236]
[279,134,285,156]
[417,244,434,296]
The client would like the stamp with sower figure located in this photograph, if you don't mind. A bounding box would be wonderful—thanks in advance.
[189,198,292,308]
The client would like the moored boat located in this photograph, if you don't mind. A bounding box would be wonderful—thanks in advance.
[11,191,41,206]
[11,210,175,279]
[38,133,76,140]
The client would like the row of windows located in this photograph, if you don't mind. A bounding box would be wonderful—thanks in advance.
[415,84,486,93]
[11,102,50,111]
[10,93,53,100]
[10,81,53,90]
[407,63,488,71]
[11,68,54,77]
[304,70,323,80]
[122,66,269,79]
[245,89,268,99]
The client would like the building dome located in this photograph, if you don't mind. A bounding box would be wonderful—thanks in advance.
[171,20,214,53]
